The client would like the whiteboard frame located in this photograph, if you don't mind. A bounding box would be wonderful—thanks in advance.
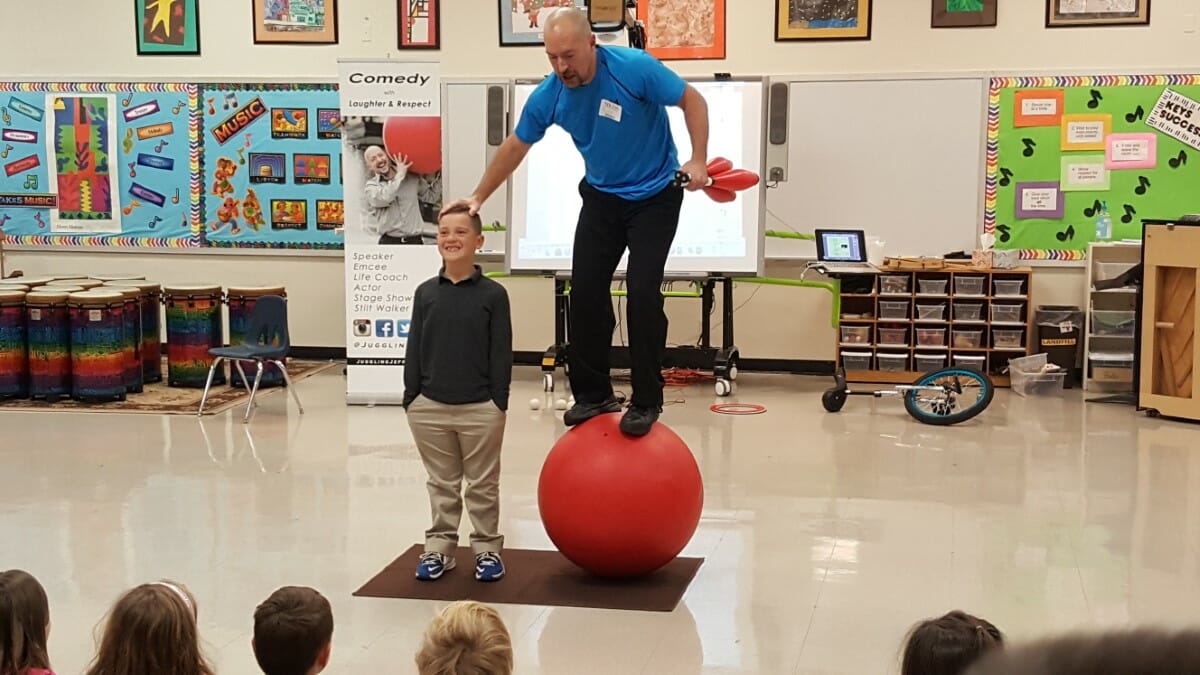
[503,75,768,278]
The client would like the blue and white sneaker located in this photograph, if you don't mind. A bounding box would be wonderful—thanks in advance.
[475,551,506,582]
[415,551,455,581]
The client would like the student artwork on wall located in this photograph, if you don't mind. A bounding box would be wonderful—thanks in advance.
[931,0,997,28]
[985,74,1200,260]
[1046,0,1150,27]
[499,0,586,46]
[637,0,726,60]
[197,84,345,249]
[253,0,339,44]
[775,0,871,41]
[135,0,201,55]
[0,82,201,248]
[398,0,440,49]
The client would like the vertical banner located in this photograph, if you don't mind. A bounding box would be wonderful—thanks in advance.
[338,60,443,404]
[48,94,120,233]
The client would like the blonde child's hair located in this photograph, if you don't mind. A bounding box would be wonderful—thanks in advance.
[414,601,512,675]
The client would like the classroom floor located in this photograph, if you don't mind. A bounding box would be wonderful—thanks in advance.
[3,367,1199,674]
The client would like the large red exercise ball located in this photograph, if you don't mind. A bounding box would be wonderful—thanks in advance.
[382,115,441,174]
[537,413,704,578]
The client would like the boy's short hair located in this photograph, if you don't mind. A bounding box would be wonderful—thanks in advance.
[438,203,483,234]
[414,601,512,675]
[253,586,334,675]
[902,610,1003,675]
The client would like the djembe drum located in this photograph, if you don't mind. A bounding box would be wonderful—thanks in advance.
[103,280,163,384]
[225,285,287,388]
[0,289,27,399]
[25,289,73,401]
[67,290,127,401]
[108,286,144,394]
[164,284,225,388]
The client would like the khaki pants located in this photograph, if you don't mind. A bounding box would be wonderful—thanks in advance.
[406,395,506,555]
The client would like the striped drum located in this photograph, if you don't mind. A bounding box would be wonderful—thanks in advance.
[109,286,144,394]
[0,289,27,399]
[165,284,225,388]
[68,290,127,401]
[226,285,287,388]
[24,289,73,400]
[103,280,163,384]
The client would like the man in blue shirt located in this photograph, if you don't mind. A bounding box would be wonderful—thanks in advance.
[441,7,709,436]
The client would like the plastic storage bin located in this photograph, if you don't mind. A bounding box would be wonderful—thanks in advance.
[915,353,946,372]
[953,354,986,369]
[953,302,983,322]
[877,353,909,372]
[952,329,983,348]
[1089,351,1135,383]
[916,327,946,346]
[840,325,871,344]
[993,279,1025,296]
[955,276,986,296]
[878,327,908,346]
[993,328,1025,349]
[1094,261,1137,282]
[880,275,909,294]
[1091,310,1136,337]
[1008,352,1067,397]
[840,351,873,371]
[879,300,909,320]
[916,303,947,321]
[991,303,1024,324]
[918,279,948,295]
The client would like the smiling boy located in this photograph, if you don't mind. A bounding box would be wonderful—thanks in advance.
[402,204,513,582]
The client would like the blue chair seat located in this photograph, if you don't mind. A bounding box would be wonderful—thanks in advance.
[210,344,288,360]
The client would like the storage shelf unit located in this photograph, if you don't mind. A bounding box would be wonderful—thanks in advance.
[836,268,1034,387]
[1084,242,1141,392]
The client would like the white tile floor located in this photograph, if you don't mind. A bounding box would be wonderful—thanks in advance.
[3,367,1200,674]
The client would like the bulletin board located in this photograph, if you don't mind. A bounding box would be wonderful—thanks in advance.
[0,80,346,251]
[197,83,344,250]
[0,82,201,247]
[985,75,1200,261]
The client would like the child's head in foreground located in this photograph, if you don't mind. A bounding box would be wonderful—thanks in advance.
[415,601,512,675]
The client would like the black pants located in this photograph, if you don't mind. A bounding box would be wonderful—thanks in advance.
[379,233,423,245]
[568,179,683,409]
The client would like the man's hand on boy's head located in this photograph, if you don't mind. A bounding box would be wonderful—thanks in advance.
[440,195,482,218]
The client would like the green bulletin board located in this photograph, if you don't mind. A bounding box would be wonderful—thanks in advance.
[986,75,1200,261]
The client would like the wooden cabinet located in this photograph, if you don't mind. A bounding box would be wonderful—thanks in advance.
[835,268,1033,387]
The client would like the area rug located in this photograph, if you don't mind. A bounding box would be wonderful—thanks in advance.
[0,359,339,415]
[353,544,704,613]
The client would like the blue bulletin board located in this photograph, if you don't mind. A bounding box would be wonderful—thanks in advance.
[0,82,201,247]
[198,83,344,250]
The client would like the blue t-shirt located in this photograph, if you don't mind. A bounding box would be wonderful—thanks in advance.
[514,46,687,201]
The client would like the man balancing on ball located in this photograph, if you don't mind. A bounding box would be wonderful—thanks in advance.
[441,6,710,437]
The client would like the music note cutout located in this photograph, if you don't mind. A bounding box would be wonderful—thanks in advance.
[34,212,45,229]
[1087,89,1103,109]
[998,167,1013,187]
[1125,105,1145,123]
[1056,225,1076,242]
[128,161,136,178]
[223,92,238,110]
[1022,138,1036,157]
[171,99,186,115]
[121,95,132,107]
[147,215,162,229]
[172,187,180,204]
[1135,175,1151,195]
[180,213,188,228]
[22,174,37,191]
[996,224,1012,243]
[1083,199,1102,218]
[122,128,134,155]
[244,133,252,148]
[0,144,12,159]
[206,98,215,115]
[236,148,246,165]
[154,140,168,153]
[0,214,10,228]
[1169,150,1188,169]
[1121,204,1137,224]
[122,199,143,216]
[0,107,9,125]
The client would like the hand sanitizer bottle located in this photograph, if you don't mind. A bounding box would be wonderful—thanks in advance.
[1095,201,1113,241]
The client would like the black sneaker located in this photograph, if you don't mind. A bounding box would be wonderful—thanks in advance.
[563,396,622,426]
[620,405,661,436]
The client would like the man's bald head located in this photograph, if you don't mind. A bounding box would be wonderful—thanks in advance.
[542,7,597,88]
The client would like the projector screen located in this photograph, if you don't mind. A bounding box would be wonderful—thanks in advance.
[506,77,765,275]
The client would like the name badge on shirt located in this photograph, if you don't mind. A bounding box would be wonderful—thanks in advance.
[599,98,622,122]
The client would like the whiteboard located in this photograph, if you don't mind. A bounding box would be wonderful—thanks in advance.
[506,77,766,275]
[766,76,987,258]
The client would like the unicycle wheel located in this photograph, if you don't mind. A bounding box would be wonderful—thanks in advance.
[903,367,994,426]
